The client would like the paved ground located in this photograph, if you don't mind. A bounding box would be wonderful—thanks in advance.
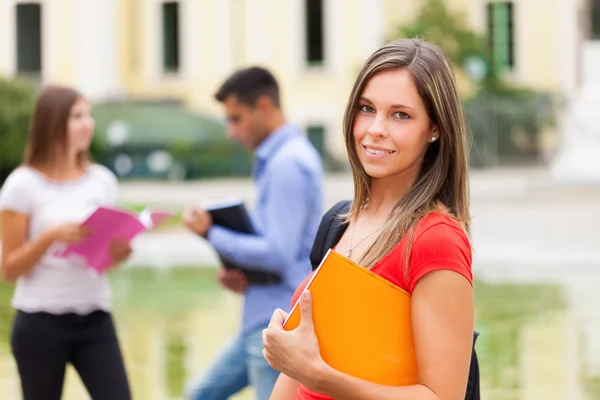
[119,167,600,274]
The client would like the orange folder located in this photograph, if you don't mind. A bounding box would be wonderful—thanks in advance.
[283,249,418,386]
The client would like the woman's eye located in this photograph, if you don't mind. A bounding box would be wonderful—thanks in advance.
[393,111,409,120]
[359,105,374,113]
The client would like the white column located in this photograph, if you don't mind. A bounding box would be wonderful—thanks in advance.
[286,0,304,78]
[362,0,384,58]
[471,0,487,34]
[512,0,528,82]
[558,0,579,97]
[41,0,56,83]
[245,0,269,64]
[213,0,232,74]
[144,0,160,82]
[324,0,342,75]
[75,0,122,100]
[181,0,199,81]
[1,0,16,76]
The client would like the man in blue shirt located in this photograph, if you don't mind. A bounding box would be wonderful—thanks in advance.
[183,66,324,400]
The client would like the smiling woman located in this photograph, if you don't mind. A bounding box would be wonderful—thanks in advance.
[262,38,475,400]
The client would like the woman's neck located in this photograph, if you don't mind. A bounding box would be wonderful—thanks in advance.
[364,172,419,217]
[34,156,84,181]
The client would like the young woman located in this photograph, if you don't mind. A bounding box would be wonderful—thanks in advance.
[262,38,474,400]
[0,85,133,400]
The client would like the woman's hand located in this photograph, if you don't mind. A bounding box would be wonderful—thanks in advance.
[262,291,327,390]
[50,222,92,244]
[108,238,133,266]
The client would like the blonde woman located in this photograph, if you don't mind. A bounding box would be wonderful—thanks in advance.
[262,38,474,400]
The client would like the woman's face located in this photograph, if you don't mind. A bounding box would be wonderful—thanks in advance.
[353,68,437,182]
[67,98,95,155]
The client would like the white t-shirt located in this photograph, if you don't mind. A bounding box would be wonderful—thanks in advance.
[0,164,118,314]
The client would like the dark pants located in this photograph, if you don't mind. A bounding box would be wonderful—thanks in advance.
[10,309,131,400]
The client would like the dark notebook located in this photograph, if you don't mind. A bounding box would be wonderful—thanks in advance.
[206,200,281,285]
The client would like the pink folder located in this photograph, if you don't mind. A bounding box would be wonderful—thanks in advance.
[54,206,173,274]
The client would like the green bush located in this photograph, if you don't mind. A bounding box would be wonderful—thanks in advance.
[0,77,36,184]
[396,0,495,85]
[168,139,254,179]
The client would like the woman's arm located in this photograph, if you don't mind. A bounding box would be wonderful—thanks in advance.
[1,210,55,282]
[270,373,301,400]
[1,210,89,282]
[310,270,474,400]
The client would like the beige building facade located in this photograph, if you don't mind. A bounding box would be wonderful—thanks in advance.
[0,0,595,160]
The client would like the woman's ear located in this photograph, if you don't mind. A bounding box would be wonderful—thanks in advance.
[429,125,439,143]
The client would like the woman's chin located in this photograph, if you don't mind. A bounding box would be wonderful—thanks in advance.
[362,165,394,180]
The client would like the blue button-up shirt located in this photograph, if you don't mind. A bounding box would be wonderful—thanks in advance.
[207,124,324,333]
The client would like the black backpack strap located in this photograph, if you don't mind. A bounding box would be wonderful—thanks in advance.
[465,331,480,400]
[309,200,352,270]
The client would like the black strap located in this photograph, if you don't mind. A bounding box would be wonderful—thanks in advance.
[309,200,351,270]
[466,334,480,400]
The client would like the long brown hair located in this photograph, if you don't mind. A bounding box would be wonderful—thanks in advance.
[23,85,90,169]
[344,38,471,269]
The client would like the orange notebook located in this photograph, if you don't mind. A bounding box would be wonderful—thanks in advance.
[283,249,418,386]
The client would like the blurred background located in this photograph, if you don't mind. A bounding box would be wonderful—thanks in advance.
[1,0,600,399]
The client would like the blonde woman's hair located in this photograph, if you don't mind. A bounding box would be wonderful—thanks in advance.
[344,38,471,269]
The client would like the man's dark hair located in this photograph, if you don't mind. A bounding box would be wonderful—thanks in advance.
[215,66,280,108]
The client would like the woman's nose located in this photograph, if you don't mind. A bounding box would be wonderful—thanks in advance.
[366,116,388,138]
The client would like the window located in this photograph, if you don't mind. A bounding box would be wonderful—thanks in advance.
[305,0,324,65]
[162,2,179,73]
[487,2,514,73]
[307,125,326,158]
[592,0,600,40]
[16,3,42,76]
